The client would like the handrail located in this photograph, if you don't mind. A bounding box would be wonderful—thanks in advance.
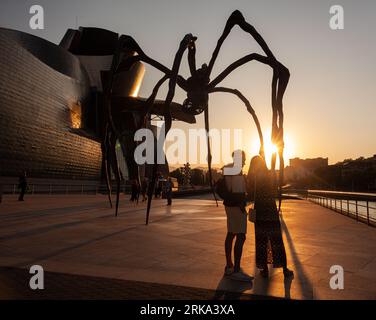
[308,190,376,201]
[0,183,207,195]
[283,189,376,227]
[0,183,126,195]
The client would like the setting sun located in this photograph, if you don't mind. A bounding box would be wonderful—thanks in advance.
[247,128,295,169]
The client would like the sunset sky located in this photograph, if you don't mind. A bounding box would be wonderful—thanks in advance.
[1,0,375,166]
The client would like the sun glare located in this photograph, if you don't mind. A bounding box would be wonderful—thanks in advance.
[247,128,295,169]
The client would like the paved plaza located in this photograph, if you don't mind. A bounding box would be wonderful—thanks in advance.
[0,194,375,299]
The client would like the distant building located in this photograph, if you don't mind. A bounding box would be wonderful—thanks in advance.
[285,157,328,182]
[340,155,376,191]
[286,155,376,192]
[289,157,328,169]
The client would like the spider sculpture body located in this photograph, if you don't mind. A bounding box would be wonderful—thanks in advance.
[103,10,290,222]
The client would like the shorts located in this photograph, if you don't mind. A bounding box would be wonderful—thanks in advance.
[225,206,247,234]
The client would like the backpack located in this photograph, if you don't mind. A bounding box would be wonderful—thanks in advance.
[216,175,248,206]
[215,177,230,200]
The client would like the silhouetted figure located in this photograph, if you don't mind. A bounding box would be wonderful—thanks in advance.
[130,179,140,202]
[165,178,173,206]
[18,171,28,201]
[221,150,252,282]
[141,177,148,202]
[154,174,163,199]
[247,155,293,278]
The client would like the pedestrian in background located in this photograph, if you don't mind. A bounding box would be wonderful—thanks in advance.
[18,171,28,201]
[130,179,140,202]
[141,177,148,202]
[165,177,173,206]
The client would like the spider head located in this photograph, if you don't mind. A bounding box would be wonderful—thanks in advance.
[182,64,210,115]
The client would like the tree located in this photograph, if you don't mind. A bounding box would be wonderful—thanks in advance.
[170,168,184,184]
[191,168,205,185]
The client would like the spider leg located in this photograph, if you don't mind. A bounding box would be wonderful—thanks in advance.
[145,136,157,225]
[275,70,289,211]
[204,107,218,206]
[109,132,121,217]
[270,72,278,174]
[209,53,277,89]
[208,87,265,158]
[164,34,196,133]
[103,123,113,208]
[119,35,188,91]
[208,10,275,77]
[207,52,288,164]
[145,33,196,225]
[144,75,169,124]
[188,41,197,76]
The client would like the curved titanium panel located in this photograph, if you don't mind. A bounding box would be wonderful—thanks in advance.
[0,28,102,180]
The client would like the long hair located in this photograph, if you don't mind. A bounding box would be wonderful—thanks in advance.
[248,155,268,176]
[247,155,268,197]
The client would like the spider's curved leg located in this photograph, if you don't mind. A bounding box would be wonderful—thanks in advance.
[145,33,196,225]
[208,86,265,157]
[103,123,113,208]
[208,53,286,164]
[163,34,196,133]
[145,135,158,225]
[275,68,290,211]
[204,107,218,206]
[209,54,289,150]
[108,131,121,217]
[207,10,276,77]
[144,75,169,123]
[118,35,188,92]
[188,40,197,76]
[270,72,278,183]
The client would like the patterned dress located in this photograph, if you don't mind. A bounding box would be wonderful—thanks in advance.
[250,173,287,269]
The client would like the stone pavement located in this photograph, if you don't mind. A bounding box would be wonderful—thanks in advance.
[0,194,375,300]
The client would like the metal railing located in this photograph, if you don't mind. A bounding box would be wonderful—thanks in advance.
[0,183,130,195]
[0,183,211,196]
[285,189,376,227]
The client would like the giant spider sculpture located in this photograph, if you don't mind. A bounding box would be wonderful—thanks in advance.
[103,10,290,222]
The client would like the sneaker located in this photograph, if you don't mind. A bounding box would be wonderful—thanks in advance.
[229,270,253,282]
